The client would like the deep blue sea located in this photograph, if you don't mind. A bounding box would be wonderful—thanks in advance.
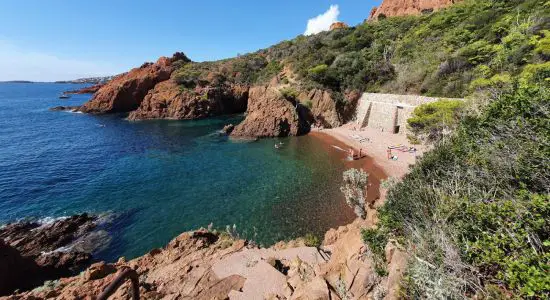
[0,83,359,262]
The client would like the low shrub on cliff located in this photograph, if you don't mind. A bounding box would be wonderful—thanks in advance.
[340,168,369,219]
[378,66,550,297]
[407,99,465,144]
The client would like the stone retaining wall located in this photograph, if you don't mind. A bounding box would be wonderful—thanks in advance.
[354,93,461,135]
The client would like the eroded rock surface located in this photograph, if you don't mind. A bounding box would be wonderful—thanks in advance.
[79,53,189,114]
[231,86,310,138]
[369,0,461,20]
[4,219,407,300]
[128,79,248,120]
[0,214,100,295]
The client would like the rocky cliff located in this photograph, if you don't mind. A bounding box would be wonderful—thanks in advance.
[0,214,102,295]
[230,86,310,138]
[79,53,189,114]
[369,0,460,20]
[4,222,406,300]
[128,80,248,120]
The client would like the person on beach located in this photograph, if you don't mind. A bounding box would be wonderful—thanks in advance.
[359,148,362,158]
[387,148,392,160]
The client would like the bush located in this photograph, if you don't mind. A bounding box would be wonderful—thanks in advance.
[340,168,369,219]
[303,233,321,247]
[279,87,299,101]
[361,228,388,276]
[407,99,465,143]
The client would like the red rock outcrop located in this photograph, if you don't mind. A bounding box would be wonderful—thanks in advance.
[369,0,461,20]
[127,79,248,120]
[79,53,189,114]
[64,83,104,94]
[329,21,349,30]
[0,214,100,295]
[230,86,310,138]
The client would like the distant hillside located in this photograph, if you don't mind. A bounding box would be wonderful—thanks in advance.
[55,75,117,84]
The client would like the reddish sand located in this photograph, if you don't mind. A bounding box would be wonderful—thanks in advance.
[312,123,428,179]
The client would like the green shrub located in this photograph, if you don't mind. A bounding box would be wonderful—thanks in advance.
[303,233,321,247]
[361,228,388,276]
[407,99,465,143]
[279,87,299,101]
[340,169,369,219]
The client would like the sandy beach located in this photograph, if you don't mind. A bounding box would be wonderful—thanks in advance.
[311,123,428,179]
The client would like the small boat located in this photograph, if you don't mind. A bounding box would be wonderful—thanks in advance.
[59,94,71,99]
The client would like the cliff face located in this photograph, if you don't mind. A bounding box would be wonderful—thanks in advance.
[230,86,310,138]
[128,80,248,120]
[369,0,460,20]
[79,53,189,114]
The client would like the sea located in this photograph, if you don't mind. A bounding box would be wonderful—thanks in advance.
[0,82,360,262]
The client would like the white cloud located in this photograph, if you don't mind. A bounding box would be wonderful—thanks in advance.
[0,40,126,82]
[304,5,340,36]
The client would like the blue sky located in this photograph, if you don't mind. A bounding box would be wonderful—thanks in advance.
[0,0,381,81]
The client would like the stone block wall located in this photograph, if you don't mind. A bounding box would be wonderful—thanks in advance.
[354,93,461,135]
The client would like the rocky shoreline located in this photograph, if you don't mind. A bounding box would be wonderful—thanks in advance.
[0,214,111,296]
[0,129,412,299]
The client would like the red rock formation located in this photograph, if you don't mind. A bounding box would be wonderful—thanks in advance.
[369,0,461,20]
[230,86,309,138]
[127,80,248,120]
[64,83,105,94]
[329,22,349,30]
[0,214,99,295]
[80,53,189,114]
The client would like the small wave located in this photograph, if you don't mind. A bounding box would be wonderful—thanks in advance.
[32,216,70,230]
[331,145,346,152]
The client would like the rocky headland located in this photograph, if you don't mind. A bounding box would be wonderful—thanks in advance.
[79,53,189,114]
[369,0,461,20]
[0,214,108,296]
[64,83,104,95]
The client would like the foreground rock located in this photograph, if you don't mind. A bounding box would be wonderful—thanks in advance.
[128,80,248,120]
[369,0,461,20]
[231,86,310,138]
[5,221,406,300]
[79,53,189,114]
[64,83,104,94]
[0,214,101,295]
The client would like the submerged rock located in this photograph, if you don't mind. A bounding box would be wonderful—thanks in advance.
[221,123,235,135]
[49,105,80,112]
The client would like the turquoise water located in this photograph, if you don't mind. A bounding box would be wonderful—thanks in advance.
[0,83,359,262]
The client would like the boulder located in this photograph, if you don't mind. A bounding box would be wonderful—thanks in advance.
[0,214,99,294]
[329,22,349,30]
[231,86,310,138]
[369,0,461,20]
[127,79,248,120]
[80,53,189,114]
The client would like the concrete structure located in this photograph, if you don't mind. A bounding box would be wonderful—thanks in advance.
[354,93,458,136]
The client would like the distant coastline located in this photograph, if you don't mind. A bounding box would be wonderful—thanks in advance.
[0,75,116,85]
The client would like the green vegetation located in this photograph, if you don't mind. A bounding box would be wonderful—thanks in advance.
[303,233,321,248]
[171,2,548,296]
[377,63,550,298]
[340,168,369,219]
[279,87,299,101]
[407,99,465,143]
[361,228,389,276]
